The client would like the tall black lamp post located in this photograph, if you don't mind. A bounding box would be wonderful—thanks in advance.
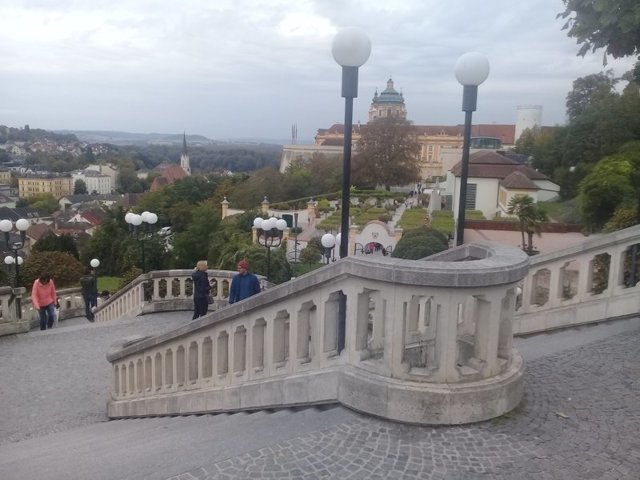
[454,52,490,246]
[293,212,299,264]
[0,218,29,319]
[125,211,158,272]
[332,27,371,258]
[253,216,287,281]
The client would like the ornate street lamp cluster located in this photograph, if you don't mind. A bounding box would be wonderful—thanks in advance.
[125,211,158,273]
[0,218,29,287]
[321,232,342,264]
[0,218,29,318]
[253,216,287,281]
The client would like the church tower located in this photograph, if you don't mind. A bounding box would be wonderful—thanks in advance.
[368,78,407,122]
[180,132,191,176]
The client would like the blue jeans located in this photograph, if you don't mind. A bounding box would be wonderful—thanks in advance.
[39,304,56,330]
[83,294,97,321]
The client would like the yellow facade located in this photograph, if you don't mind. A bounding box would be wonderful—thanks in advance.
[0,170,10,185]
[18,175,73,199]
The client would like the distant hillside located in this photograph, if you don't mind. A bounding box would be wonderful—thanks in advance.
[57,130,293,147]
[55,130,216,147]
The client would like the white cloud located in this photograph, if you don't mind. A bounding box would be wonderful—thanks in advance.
[0,0,636,142]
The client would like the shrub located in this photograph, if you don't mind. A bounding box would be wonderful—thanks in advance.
[23,251,85,289]
[392,228,449,260]
[118,267,143,290]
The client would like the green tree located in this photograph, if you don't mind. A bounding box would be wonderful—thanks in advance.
[578,152,636,230]
[20,193,58,213]
[507,195,549,254]
[353,117,422,191]
[228,168,284,209]
[116,157,145,193]
[81,208,137,276]
[171,200,221,268]
[208,210,258,269]
[559,0,640,59]
[22,251,85,288]
[31,233,80,259]
[74,179,88,195]
[565,72,616,120]
[514,126,539,155]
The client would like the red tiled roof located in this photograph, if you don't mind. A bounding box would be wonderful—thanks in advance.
[318,123,515,144]
[500,171,539,190]
[27,223,54,242]
[150,165,187,191]
[451,151,549,181]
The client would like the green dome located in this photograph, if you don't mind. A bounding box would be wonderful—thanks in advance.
[372,78,404,104]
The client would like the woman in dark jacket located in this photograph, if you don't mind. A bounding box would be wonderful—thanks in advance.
[191,260,212,320]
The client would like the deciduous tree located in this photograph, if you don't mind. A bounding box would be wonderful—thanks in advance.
[352,117,421,191]
[559,0,640,59]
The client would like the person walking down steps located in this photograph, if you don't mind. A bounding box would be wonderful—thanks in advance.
[31,272,58,330]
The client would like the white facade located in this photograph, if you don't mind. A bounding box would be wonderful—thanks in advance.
[515,105,543,143]
[447,172,560,221]
[72,171,112,194]
[279,144,343,173]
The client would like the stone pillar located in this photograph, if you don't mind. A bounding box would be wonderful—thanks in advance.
[221,197,230,219]
[261,196,270,216]
[348,224,359,257]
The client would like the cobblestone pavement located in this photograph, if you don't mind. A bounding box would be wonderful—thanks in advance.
[166,325,640,480]
[1,315,639,479]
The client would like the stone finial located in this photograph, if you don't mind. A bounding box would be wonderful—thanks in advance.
[221,196,230,219]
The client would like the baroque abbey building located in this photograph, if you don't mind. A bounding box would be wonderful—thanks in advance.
[280,78,526,181]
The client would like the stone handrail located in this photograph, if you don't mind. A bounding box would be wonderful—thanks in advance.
[106,242,528,425]
[0,286,87,335]
[514,224,640,334]
[94,270,269,323]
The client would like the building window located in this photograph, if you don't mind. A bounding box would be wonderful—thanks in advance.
[466,184,477,209]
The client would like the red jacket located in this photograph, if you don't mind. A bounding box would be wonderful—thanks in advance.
[31,279,57,309]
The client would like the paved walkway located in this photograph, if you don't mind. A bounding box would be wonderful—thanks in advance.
[0,313,639,479]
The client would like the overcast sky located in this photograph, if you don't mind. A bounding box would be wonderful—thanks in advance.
[1,0,636,143]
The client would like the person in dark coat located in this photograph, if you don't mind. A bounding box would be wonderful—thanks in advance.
[228,259,261,304]
[79,268,98,322]
[191,260,212,320]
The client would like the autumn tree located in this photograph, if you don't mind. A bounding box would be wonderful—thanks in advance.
[352,117,421,191]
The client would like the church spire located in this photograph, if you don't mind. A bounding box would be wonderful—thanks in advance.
[180,132,191,176]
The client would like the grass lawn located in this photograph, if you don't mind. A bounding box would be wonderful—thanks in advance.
[97,276,121,293]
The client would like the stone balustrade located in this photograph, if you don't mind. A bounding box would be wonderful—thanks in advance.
[95,270,269,323]
[514,224,640,334]
[0,286,86,335]
[107,242,528,425]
